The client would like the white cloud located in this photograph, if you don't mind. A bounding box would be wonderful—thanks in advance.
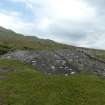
[2,0,105,49]
[0,10,34,34]
[9,0,96,21]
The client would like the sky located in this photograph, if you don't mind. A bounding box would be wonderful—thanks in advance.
[0,0,105,49]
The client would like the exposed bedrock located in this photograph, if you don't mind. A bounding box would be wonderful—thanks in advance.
[1,49,105,76]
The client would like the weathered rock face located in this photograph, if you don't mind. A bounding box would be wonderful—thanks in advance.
[1,49,105,76]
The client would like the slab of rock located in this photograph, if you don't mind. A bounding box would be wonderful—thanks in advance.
[1,49,105,76]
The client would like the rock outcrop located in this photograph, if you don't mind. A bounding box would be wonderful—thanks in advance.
[1,49,105,76]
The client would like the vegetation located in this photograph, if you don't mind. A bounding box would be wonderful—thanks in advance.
[0,27,73,52]
[0,59,104,105]
[0,44,13,55]
[1,26,105,105]
[96,54,105,61]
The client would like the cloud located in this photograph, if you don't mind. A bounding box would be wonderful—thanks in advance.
[0,10,31,34]
[1,0,105,49]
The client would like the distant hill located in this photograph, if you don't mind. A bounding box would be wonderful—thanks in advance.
[0,26,74,54]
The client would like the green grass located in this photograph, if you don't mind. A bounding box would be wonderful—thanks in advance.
[0,30,73,51]
[0,59,105,105]
[96,54,105,61]
[0,44,13,55]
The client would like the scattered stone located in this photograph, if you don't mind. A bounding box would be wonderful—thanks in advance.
[65,74,68,76]
[51,66,55,70]
[7,56,11,59]
[1,49,105,76]
[71,72,76,75]
[31,60,37,63]
[68,68,72,71]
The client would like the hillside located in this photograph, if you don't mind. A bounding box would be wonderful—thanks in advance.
[0,27,72,52]
[0,59,105,105]
[1,26,105,76]
[1,26,105,104]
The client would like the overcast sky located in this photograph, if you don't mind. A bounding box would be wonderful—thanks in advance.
[0,0,105,49]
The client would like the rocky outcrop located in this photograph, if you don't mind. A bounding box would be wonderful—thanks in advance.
[1,49,105,76]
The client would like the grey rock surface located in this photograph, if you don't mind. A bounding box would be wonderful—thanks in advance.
[1,49,105,76]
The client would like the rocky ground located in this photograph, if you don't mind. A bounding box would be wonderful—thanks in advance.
[1,49,105,76]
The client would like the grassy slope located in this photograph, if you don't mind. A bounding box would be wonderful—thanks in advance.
[0,29,72,53]
[0,59,105,105]
[96,53,105,61]
[1,27,105,105]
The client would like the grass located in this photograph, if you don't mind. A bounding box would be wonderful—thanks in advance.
[1,27,105,104]
[0,44,13,55]
[0,30,73,51]
[0,59,105,105]
[96,54,105,61]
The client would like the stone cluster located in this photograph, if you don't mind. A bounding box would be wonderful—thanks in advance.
[2,49,105,76]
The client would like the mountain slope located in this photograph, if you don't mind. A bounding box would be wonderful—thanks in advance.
[0,26,72,52]
[1,26,105,105]
[0,26,105,76]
